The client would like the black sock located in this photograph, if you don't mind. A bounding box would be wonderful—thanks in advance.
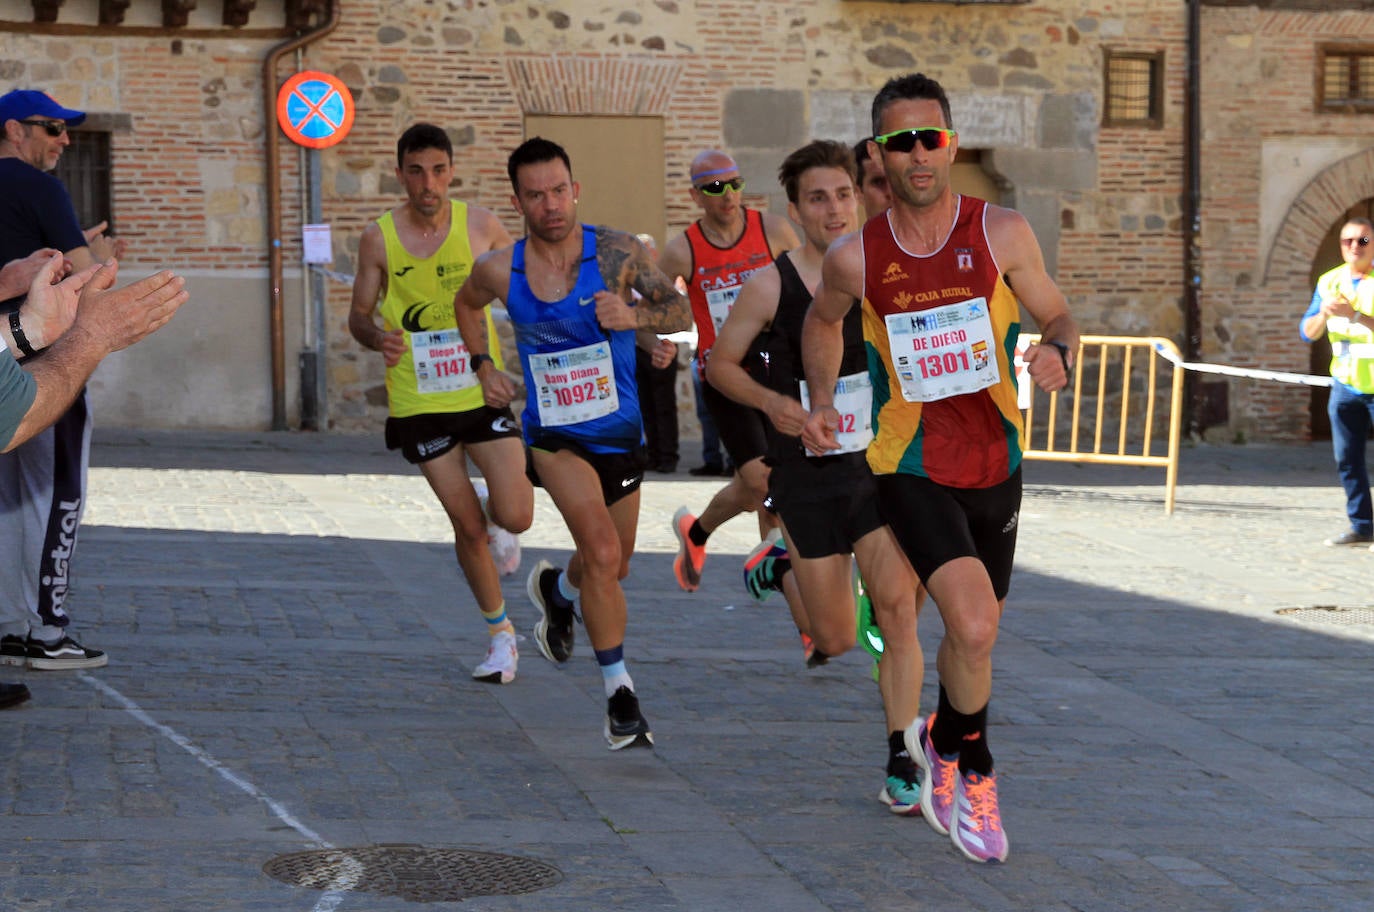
[688,520,709,547]
[886,730,913,775]
[932,684,993,775]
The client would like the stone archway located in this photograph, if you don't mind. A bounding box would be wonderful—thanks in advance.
[1264,147,1374,287]
[1262,147,1374,439]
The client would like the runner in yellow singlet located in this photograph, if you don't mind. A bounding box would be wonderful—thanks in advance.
[350,123,534,685]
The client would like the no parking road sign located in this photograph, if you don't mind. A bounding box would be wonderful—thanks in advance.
[276,70,354,149]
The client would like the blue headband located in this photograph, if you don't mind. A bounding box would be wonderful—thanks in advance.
[691,165,737,182]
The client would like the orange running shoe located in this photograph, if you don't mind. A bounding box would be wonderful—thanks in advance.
[800,632,828,668]
[671,506,705,591]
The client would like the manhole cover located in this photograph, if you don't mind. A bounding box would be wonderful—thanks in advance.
[1276,606,1374,627]
[263,845,563,903]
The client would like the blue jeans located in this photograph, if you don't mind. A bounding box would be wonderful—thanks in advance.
[1328,379,1374,535]
[691,357,725,468]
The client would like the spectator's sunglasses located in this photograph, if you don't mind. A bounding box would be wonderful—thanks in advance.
[19,120,67,137]
[873,127,957,154]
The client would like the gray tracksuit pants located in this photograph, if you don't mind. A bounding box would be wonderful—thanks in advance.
[0,391,90,642]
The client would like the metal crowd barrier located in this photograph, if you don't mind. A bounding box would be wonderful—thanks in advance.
[1018,334,1184,514]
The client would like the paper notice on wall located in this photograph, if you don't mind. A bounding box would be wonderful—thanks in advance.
[303,223,333,264]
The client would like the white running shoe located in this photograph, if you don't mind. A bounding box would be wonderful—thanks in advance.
[472,630,518,684]
[473,480,521,576]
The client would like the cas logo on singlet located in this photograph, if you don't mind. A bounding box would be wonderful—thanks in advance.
[881,261,910,284]
[698,266,767,292]
[891,290,915,310]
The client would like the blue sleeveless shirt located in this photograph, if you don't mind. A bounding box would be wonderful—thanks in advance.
[506,224,643,453]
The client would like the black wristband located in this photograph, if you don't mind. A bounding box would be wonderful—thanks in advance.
[8,309,36,357]
[1048,341,1071,375]
[469,353,494,371]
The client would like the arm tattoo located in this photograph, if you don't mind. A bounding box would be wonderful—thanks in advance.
[632,270,692,333]
[594,226,691,334]
[596,226,634,290]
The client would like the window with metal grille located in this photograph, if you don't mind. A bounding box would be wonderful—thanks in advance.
[1320,46,1374,113]
[52,129,112,231]
[1103,50,1164,129]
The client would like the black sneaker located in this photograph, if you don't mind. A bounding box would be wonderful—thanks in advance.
[0,681,31,710]
[26,635,108,671]
[688,463,725,477]
[0,634,27,667]
[526,559,576,664]
[605,686,654,750]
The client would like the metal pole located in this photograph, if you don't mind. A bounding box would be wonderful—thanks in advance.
[1182,0,1203,437]
[299,147,326,430]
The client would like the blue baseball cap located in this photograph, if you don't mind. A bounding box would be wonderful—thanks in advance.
[0,90,86,126]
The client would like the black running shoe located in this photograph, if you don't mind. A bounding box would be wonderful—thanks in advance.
[0,635,27,667]
[527,559,576,663]
[0,682,30,710]
[605,686,654,750]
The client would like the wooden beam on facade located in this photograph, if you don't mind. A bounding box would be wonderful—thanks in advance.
[161,0,196,28]
[223,0,255,27]
[98,0,130,26]
[31,0,63,24]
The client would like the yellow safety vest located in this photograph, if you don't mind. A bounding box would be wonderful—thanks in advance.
[1316,264,1374,394]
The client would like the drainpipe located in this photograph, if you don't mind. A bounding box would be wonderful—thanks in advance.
[1182,0,1203,436]
[262,0,340,430]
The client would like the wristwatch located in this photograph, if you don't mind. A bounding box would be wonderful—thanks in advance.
[8,310,36,357]
[1047,340,1072,374]
[469,353,494,371]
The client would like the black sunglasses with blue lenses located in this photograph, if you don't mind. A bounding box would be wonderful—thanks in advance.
[873,127,956,154]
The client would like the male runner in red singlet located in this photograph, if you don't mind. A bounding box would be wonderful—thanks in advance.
[803,73,1080,864]
[657,150,799,594]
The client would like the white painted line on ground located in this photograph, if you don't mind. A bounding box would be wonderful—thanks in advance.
[79,673,359,912]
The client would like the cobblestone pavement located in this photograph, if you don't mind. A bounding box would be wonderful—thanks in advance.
[2,429,1372,911]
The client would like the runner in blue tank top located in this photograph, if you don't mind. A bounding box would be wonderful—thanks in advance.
[504,224,643,453]
[453,138,691,750]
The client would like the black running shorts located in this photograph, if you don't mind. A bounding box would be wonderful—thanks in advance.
[875,467,1021,600]
[526,433,647,507]
[700,378,769,469]
[767,453,885,559]
[385,406,520,464]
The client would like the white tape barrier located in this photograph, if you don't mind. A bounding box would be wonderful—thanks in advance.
[1011,337,1333,409]
[313,275,1334,390]
[1150,342,1332,387]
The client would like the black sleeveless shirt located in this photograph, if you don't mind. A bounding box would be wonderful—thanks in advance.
[760,251,868,467]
